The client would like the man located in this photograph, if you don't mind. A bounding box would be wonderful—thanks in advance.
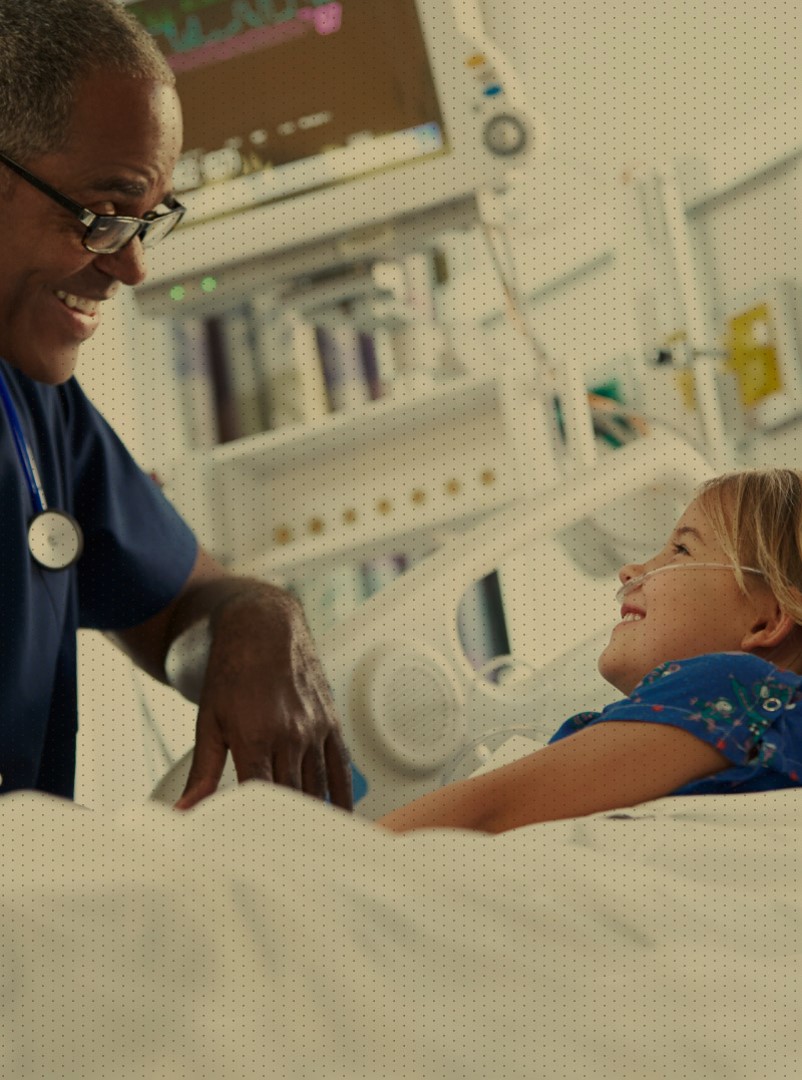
[0,0,353,811]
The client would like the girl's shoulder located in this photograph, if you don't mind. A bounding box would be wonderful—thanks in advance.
[551,654,802,746]
[630,653,802,723]
[634,652,799,691]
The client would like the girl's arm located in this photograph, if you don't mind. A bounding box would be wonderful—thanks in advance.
[377,720,731,834]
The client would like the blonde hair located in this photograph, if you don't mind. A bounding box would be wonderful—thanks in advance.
[696,470,802,633]
[0,0,175,164]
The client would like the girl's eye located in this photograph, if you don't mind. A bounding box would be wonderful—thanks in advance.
[672,543,691,556]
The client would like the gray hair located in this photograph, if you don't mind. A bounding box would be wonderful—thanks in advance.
[0,0,175,162]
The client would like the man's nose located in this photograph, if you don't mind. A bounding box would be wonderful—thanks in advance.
[93,238,148,287]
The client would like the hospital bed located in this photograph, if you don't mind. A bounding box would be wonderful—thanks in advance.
[6,770,802,1077]
[13,424,802,1078]
[154,420,716,819]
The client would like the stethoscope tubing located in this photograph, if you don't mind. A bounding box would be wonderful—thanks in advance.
[0,365,46,513]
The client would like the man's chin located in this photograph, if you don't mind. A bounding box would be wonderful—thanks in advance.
[3,347,80,385]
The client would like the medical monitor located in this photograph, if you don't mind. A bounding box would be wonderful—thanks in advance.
[126,0,539,310]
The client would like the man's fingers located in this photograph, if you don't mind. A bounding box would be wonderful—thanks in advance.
[175,690,354,812]
[228,736,275,785]
[325,733,354,811]
[174,776,219,812]
[174,711,227,810]
[300,747,328,801]
[272,748,303,791]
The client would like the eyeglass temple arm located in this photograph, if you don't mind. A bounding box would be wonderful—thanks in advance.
[143,193,185,220]
[0,150,93,223]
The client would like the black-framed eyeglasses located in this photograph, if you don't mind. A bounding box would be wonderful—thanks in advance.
[0,150,186,255]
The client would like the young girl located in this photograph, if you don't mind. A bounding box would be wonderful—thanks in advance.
[378,468,802,834]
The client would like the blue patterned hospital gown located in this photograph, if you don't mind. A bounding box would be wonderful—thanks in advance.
[547,652,802,795]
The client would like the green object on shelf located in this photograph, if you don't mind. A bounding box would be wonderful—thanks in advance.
[553,378,628,447]
[590,379,636,448]
[590,378,624,404]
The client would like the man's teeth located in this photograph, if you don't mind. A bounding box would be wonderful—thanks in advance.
[622,613,644,622]
[55,291,97,315]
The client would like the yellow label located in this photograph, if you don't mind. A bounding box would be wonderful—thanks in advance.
[676,368,697,410]
[725,303,782,406]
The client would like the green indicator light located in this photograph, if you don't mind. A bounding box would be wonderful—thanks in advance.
[201,276,218,293]
[169,285,186,302]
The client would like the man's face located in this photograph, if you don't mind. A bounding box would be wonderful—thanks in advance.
[0,70,182,384]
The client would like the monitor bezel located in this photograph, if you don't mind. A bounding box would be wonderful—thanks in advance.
[122,0,542,290]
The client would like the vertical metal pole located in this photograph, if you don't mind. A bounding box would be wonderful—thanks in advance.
[660,174,737,471]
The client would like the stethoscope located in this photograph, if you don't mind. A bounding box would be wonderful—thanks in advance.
[0,366,83,570]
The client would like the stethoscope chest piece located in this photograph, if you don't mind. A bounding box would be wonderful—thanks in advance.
[28,510,83,570]
[0,363,84,572]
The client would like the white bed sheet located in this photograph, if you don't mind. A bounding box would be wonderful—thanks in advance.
[2,782,800,1078]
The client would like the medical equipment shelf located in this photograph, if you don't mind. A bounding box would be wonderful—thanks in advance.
[162,370,558,575]
[207,371,500,469]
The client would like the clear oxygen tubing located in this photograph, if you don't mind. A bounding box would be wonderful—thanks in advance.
[616,562,764,605]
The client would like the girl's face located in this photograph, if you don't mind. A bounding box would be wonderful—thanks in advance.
[598,497,771,695]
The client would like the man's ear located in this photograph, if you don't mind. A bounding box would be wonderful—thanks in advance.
[740,606,797,651]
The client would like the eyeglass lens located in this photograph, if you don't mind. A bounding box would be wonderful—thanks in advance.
[85,218,140,254]
[141,213,182,248]
[85,210,181,254]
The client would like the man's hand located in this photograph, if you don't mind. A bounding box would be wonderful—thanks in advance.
[110,549,353,813]
[174,587,353,811]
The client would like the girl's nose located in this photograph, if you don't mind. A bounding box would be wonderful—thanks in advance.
[616,561,649,605]
[618,562,644,588]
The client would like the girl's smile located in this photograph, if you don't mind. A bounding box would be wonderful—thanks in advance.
[598,499,781,696]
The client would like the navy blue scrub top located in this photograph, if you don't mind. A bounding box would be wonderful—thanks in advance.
[0,358,197,798]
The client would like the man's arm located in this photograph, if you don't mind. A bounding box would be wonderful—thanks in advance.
[378,720,730,834]
[109,547,236,681]
[109,547,353,812]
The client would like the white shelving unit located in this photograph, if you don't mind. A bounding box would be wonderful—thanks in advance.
[161,369,563,581]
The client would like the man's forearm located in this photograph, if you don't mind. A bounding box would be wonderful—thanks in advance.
[109,547,299,685]
[163,576,301,702]
[165,574,293,649]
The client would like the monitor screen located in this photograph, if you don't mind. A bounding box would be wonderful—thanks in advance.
[128,0,448,214]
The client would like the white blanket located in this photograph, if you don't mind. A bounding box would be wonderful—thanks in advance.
[2,784,800,1078]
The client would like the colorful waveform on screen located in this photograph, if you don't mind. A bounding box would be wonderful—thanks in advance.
[143,1,343,74]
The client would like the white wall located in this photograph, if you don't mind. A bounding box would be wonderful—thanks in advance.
[480,0,802,196]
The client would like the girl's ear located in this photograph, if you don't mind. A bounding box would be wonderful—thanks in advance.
[740,606,797,651]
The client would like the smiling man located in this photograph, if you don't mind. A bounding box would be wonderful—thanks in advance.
[0,73,181,383]
[0,0,353,811]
